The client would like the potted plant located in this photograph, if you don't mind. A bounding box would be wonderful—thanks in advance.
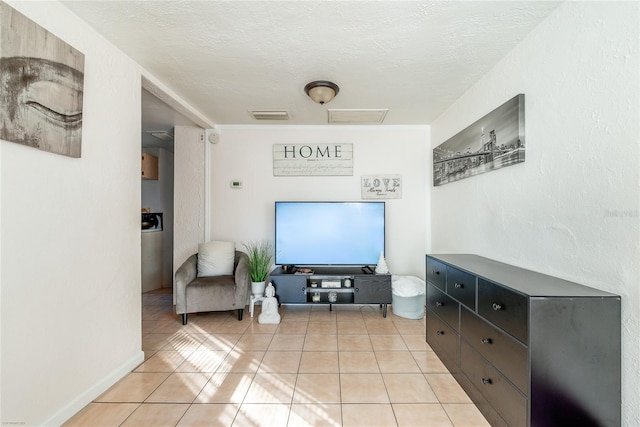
[243,240,274,298]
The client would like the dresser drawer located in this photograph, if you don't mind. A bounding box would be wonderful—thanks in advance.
[426,257,446,290]
[461,342,527,427]
[426,283,459,332]
[460,307,528,394]
[426,308,458,365]
[447,266,476,310]
[478,278,528,344]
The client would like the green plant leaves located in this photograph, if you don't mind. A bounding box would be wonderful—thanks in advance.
[243,240,274,282]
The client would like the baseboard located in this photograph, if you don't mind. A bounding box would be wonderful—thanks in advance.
[40,350,145,426]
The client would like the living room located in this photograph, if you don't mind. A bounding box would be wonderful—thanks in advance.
[1,1,638,426]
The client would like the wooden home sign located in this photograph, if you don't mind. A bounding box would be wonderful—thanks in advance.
[273,144,353,176]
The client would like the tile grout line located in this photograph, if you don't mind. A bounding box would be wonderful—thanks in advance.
[100,295,477,427]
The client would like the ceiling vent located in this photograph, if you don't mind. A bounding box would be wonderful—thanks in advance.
[146,130,174,141]
[250,110,290,120]
[328,109,388,124]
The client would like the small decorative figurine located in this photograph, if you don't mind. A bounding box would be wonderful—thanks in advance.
[375,252,389,274]
[258,282,281,324]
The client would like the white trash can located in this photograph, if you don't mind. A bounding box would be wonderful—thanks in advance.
[391,275,426,319]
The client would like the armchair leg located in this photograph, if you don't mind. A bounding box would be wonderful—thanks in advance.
[237,309,243,321]
[182,313,188,325]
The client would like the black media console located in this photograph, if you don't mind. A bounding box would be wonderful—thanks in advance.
[268,267,392,317]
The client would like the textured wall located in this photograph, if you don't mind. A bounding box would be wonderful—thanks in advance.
[1,1,144,425]
[173,125,206,286]
[430,2,639,424]
[209,125,430,278]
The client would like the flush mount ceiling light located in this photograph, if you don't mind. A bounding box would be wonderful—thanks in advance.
[304,80,340,105]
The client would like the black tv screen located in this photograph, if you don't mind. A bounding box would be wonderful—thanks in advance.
[275,201,385,266]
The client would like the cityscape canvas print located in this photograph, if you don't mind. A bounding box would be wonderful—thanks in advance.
[433,94,525,186]
[0,2,85,158]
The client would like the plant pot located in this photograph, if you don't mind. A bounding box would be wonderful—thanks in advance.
[251,281,266,298]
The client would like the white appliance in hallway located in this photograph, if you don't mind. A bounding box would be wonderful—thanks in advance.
[141,212,163,292]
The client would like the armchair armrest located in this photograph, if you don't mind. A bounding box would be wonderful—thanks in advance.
[234,251,251,305]
[175,254,198,314]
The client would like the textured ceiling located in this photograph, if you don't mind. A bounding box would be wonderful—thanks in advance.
[62,1,561,127]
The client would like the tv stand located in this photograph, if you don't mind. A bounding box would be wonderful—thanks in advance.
[268,267,392,317]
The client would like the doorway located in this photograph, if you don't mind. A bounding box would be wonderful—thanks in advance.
[140,77,215,308]
[141,88,178,295]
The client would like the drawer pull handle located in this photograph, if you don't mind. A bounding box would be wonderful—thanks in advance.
[481,378,492,385]
[454,282,463,289]
[433,270,440,276]
[481,338,492,345]
[492,303,503,311]
[435,302,444,307]
[436,330,445,336]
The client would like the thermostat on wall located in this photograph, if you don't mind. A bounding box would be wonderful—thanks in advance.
[230,180,243,189]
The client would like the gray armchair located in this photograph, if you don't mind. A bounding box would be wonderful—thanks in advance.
[175,250,251,324]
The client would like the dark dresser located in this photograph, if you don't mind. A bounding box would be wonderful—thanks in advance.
[426,254,620,427]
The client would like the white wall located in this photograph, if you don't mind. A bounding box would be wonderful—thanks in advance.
[173,126,206,284]
[210,125,429,278]
[430,2,639,424]
[0,2,144,425]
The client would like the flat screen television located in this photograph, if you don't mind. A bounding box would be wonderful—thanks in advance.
[275,201,385,266]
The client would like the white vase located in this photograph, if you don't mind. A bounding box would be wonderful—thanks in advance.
[251,281,266,298]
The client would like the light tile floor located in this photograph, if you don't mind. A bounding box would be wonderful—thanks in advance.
[64,290,489,427]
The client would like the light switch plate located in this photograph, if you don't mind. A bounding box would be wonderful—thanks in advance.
[230,180,243,189]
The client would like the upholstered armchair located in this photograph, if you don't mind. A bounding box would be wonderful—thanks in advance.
[175,247,251,325]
